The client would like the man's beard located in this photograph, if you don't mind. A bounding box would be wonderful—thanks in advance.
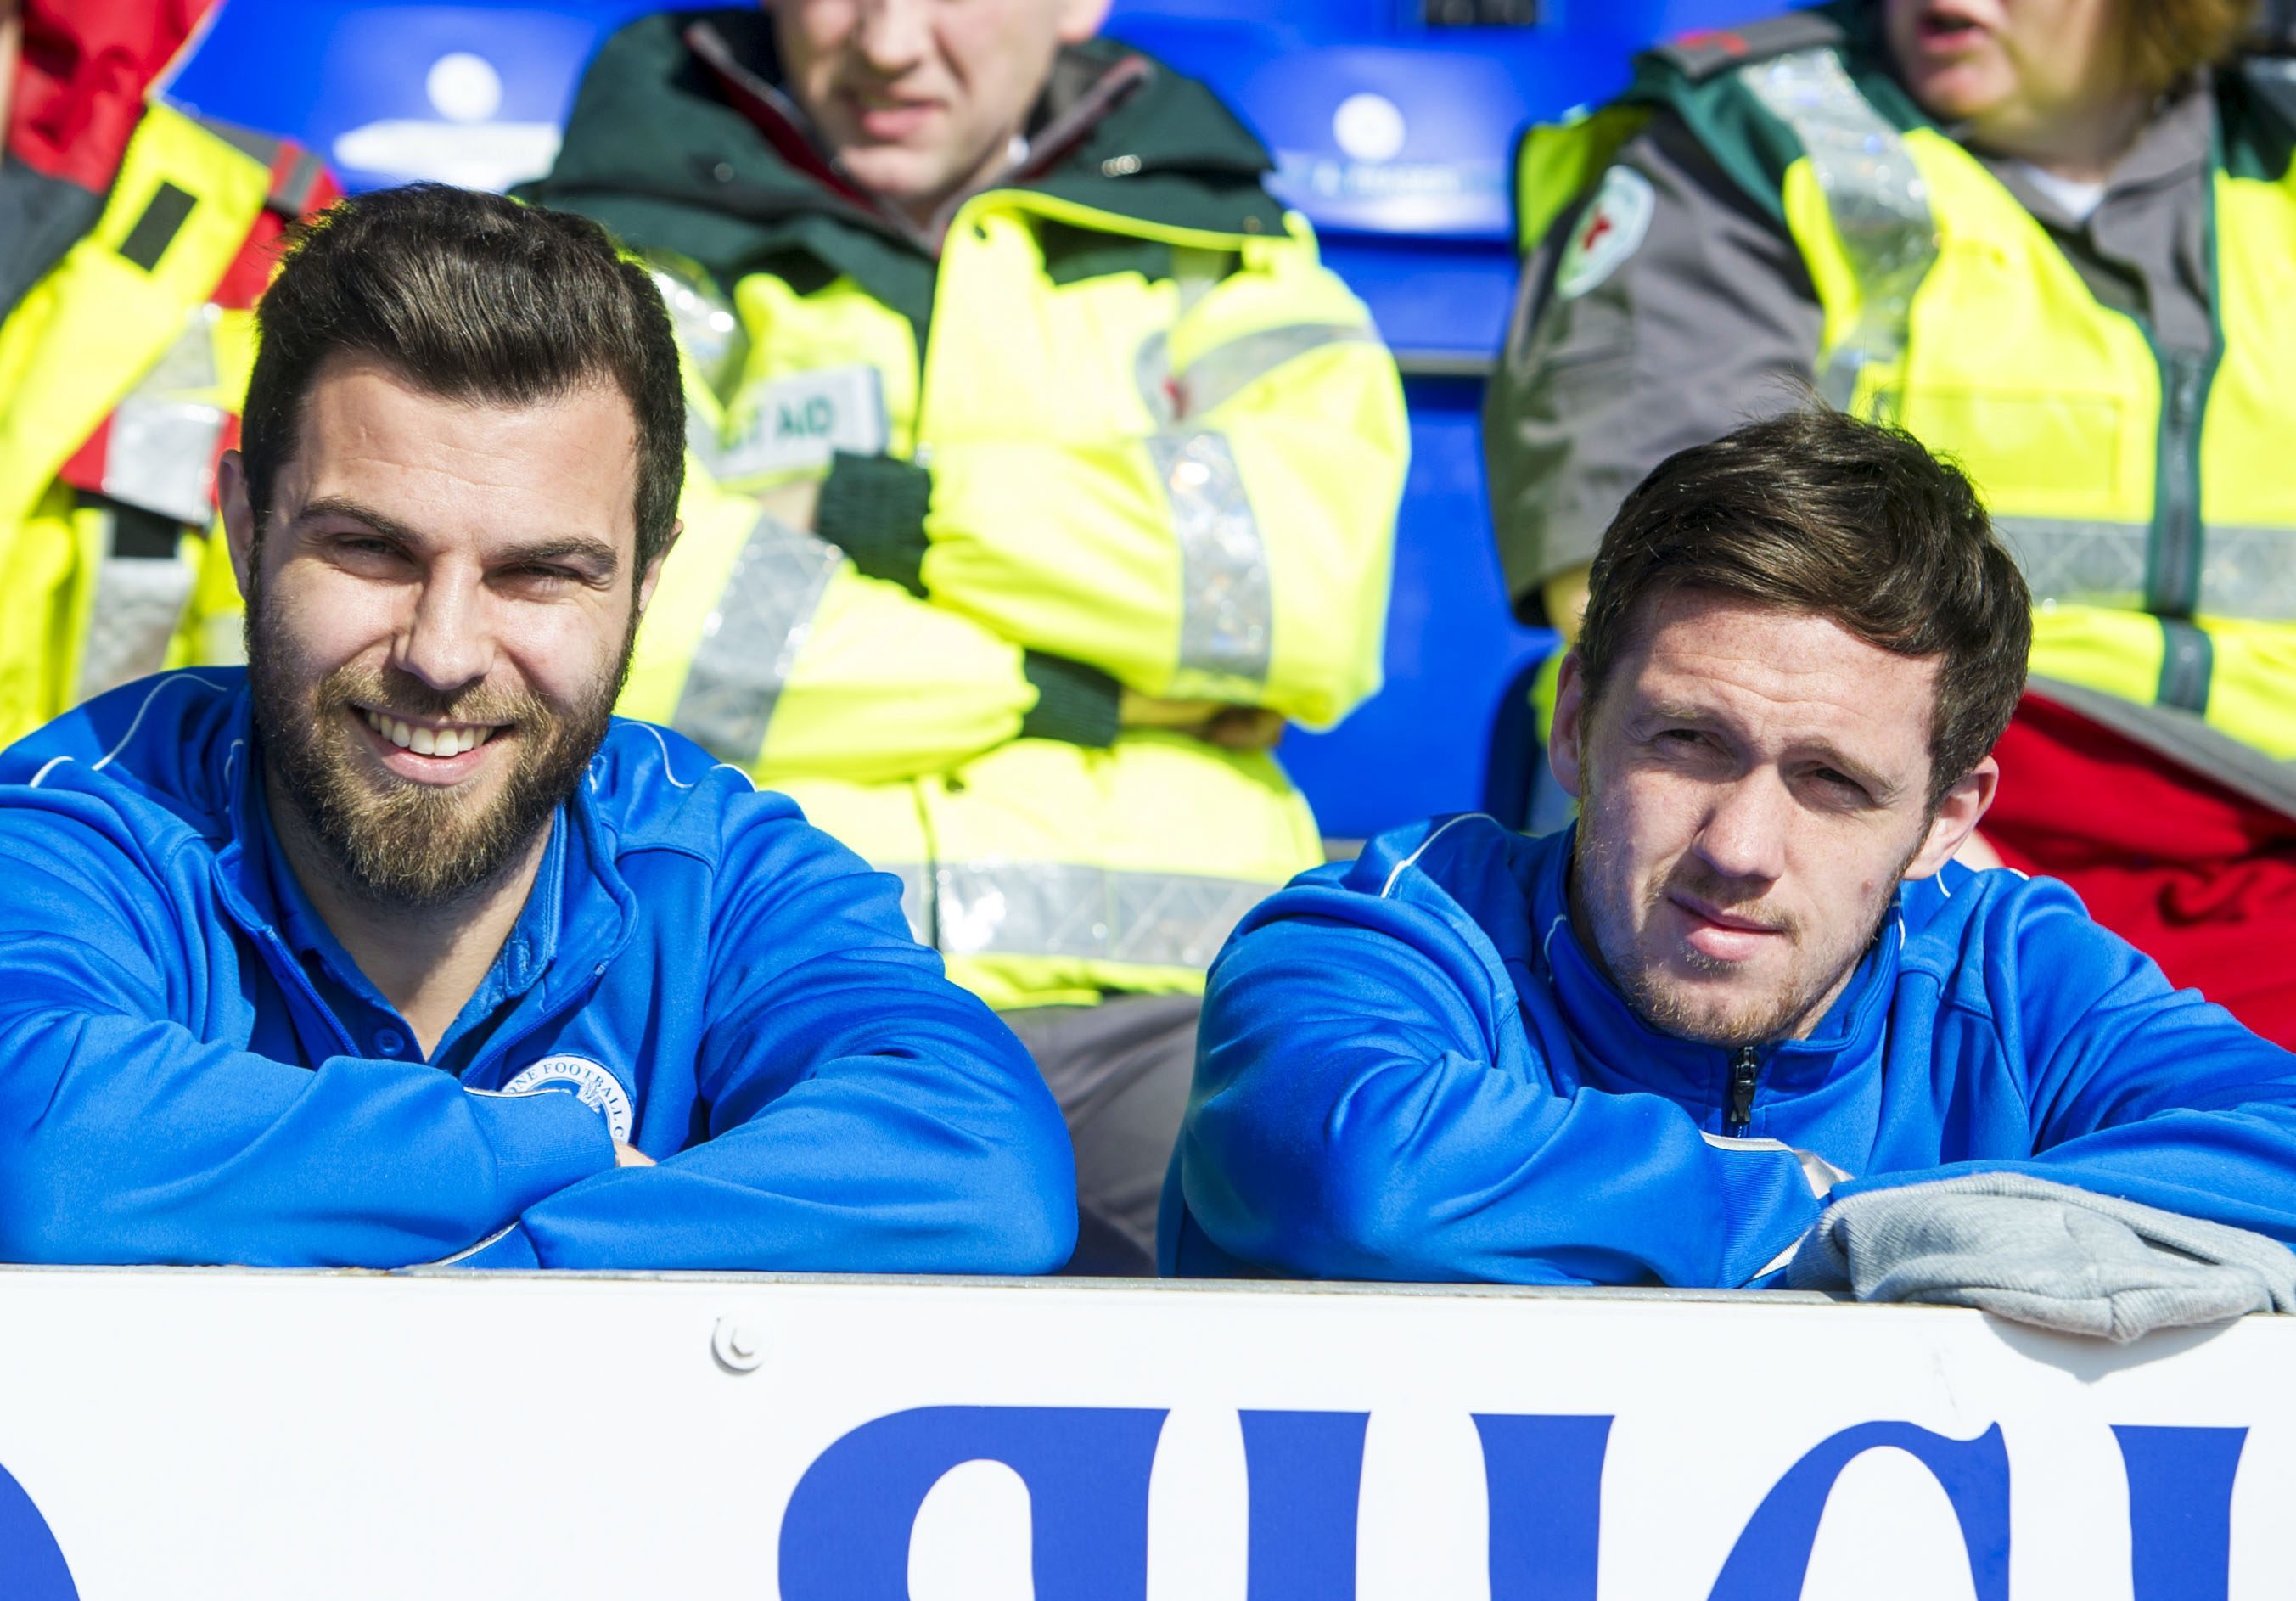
[246,596,636,910]
[1570,778,1919,1049]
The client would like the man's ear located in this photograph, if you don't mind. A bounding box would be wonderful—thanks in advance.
[217,450,260,602]
[636,519,683,616]
[1904,755,2001,880]
[1056,0,1114,45]
[1547,649,1588,802]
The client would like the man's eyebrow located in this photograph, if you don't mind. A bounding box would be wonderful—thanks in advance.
[497,535,621,576]
[1798,739,1901,799]
[292,495,426,547]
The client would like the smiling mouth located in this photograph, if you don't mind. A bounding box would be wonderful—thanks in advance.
[356,705,502,758]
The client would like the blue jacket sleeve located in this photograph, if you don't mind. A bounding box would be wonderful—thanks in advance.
[1842,878,2296,1239]
[503,806,1078,1272]
[0,819,616,1267]
[1178,885,1824,1286]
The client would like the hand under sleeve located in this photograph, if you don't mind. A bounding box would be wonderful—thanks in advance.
[1786,1172,2296,1342]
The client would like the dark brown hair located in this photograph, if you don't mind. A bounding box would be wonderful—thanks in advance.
[2126,0,2256,92]
[239,183,686,576]
[1575,407,2031,807]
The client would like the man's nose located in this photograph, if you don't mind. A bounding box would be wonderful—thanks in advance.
[853,0,931,73]
[1694,774,1791,887]
[393,568,495,696]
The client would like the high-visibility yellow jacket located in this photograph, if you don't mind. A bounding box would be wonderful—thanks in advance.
[1513,3,2296,762]
[187,12,1406,1008]
[0,98,328,748]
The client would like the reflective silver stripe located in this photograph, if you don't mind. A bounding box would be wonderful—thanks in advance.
[104,304,228,526]
[895,861,1272,969]
[1137,319,1376,427]
[643,255,748,402]
[1741,48,1938,413]
[1991,516,2149,610]
[667,514,843,764]
[1993,516,2296,621]
[1176,322,1378,420]
[887,864,932,946]
[76,549,194,703]
[1145,430,1273,697]
[2198,525,2296,621]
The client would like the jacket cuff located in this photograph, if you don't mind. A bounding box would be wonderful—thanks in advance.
[818,451,932,596]
[462,1085,617,1210]
[1020,653,1122,747]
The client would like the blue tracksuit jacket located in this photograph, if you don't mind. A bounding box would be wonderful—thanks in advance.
[0,671,1075,1272]
[1163,813,2296,1282]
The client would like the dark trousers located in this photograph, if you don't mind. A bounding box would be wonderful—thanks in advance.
[1000,993,1199,1277]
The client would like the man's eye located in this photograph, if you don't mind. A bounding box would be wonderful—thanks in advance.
[1656,728,1706,749]
[1814,768,1871,800]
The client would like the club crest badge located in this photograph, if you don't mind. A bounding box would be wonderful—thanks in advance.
[1554,165,1655,301]
[499,1055,634,1143]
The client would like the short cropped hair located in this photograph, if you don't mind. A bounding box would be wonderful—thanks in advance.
[2127,0,2256,92]
[240,183,685,576]
[1575,408,2031,808]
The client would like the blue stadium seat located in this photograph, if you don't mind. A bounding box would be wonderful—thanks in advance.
[166,1,662,194]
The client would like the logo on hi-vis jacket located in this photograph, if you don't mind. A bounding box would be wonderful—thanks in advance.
[1555,165,1655,301]
[499,1055,634,1143]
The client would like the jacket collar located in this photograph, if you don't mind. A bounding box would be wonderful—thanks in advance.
[1520,825,1904,1098]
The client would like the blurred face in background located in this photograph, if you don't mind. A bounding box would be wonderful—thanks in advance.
[772,0,1112,224]
[1884,0,2141,151]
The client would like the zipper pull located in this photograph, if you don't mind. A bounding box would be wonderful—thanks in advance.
[1726,1046,1760,1137]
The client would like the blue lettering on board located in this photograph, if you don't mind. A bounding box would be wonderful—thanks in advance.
[767,1406,2254,1598]
[1240,1410,1371,1599]
[0,1458,75,1600]
[1479,1413,1613,1600]
[777,1405,1168,1601]
[1705,1421,2010,1601]
[2114,1425,2248,1601]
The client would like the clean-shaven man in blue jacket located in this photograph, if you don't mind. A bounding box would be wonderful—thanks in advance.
[1165,408,2296,1288]
[0,184,1075,1272]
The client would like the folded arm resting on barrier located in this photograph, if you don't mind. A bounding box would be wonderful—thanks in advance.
[0,813,615,1267]
[465,809,1076,1272]
[1179,894,1827,1287]
[1171,817,2296,1290]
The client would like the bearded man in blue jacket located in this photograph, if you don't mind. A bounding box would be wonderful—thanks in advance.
[0,183,1075,1272]
[1165,407,2296,1301]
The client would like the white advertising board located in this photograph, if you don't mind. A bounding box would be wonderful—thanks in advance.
[0,1267,2282,1598]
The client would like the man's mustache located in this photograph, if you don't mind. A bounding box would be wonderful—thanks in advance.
[312,666,544,732]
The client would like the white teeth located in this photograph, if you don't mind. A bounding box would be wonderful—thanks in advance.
[361,707,493,756]
[357,707,493,757]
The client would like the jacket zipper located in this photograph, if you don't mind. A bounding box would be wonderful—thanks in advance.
[1726,1045,1760,1138]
